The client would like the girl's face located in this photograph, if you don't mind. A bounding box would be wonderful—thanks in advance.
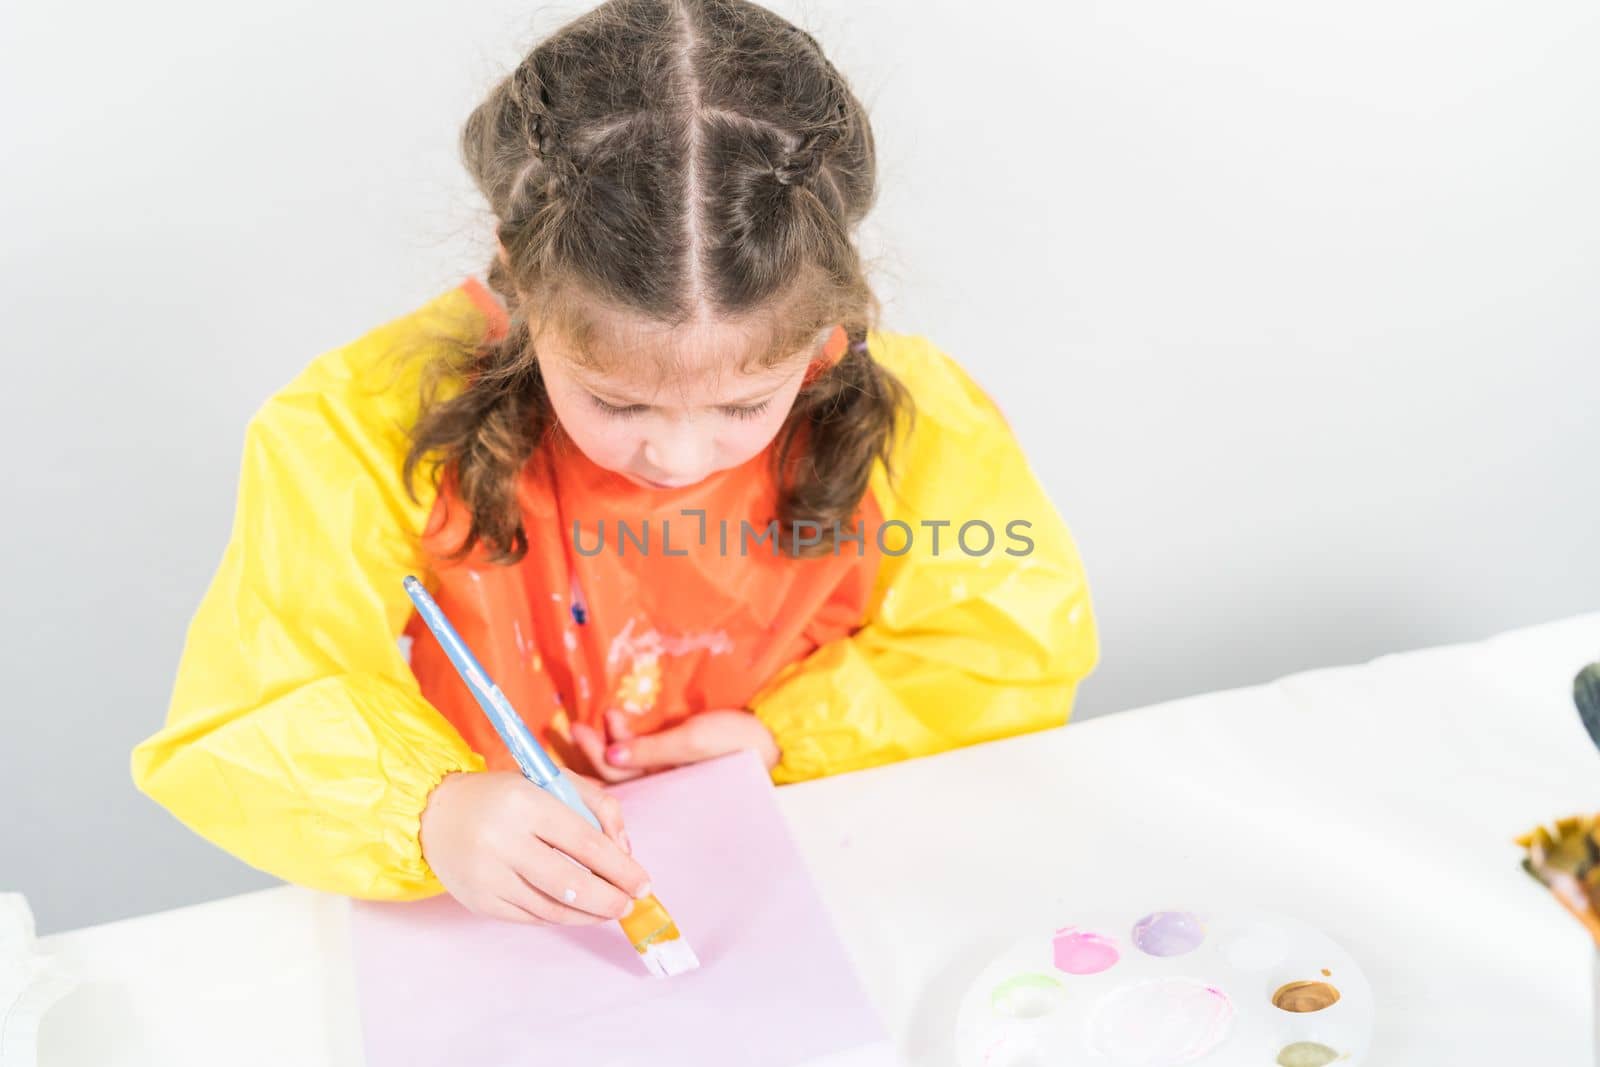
[535,314,822,490]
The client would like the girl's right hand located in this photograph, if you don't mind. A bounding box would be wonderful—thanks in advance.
[419,770,652,925]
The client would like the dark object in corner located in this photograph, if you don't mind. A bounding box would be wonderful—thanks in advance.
[1576,662,1600,754]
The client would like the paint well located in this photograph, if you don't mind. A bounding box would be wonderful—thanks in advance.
[1052,928,1121,975]
[1272,980,1341,1013]
[1087,978,1235,1066]
[1131,911,1206,957]
[990,974,1065,1019]
[1276,1041,1341,1067]
[1222,925,1289,970]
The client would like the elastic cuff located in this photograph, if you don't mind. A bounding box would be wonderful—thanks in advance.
[375,753,485,900]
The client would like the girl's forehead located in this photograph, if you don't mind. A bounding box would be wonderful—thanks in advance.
[542,305,823,399]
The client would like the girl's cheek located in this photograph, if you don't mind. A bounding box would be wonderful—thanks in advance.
[715,429,758,467]
[549,421,609,472]
[547,388,631,467]
[745,407,795,457]
[583,427,638,470]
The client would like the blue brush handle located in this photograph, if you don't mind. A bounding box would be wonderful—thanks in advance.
[403,575,602,832]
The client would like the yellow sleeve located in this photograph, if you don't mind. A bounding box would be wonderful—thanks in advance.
[750,334,1101,783]
[130,295,486,900]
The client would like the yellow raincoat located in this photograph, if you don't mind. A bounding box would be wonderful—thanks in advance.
[131,278,1099,900]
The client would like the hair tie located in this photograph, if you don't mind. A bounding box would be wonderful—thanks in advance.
[774,149,824,188]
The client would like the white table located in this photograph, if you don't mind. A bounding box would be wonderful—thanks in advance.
[31,612,1600,1065]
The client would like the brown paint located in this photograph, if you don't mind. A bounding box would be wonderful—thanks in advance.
[1272,980,1341,1012]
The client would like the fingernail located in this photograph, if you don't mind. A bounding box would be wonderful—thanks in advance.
[607,744,629,765]
[619,830,632,855]
[635,881,652,900]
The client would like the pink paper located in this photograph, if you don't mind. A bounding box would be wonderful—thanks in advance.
[349,751,892,1066]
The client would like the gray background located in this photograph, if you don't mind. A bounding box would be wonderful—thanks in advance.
[3,0,1597,934]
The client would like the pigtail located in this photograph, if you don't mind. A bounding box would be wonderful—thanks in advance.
[775,327,912,557]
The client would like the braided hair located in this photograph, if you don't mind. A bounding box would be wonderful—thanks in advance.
[406,0,910,562]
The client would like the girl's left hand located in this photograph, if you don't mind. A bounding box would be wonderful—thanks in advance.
[572,708,780,782]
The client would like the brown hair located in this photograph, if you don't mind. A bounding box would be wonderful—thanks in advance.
[404,0,911,563]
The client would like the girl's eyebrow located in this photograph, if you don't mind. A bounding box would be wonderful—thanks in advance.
[577,355,803,406]
[587,380,784,408]
[565,319,826,403]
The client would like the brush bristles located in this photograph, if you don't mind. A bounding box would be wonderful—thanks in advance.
[640,936,701,978]
[620,893,701,977]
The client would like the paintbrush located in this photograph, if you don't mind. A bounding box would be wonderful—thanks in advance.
[1516,812,1600,1063]
[1518,815,1600,947]
[1513,662,1600,947]
[403,575,700,978]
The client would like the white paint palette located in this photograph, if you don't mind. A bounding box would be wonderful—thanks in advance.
[954,911,1373,1067]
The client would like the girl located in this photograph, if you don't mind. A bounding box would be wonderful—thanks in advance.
[132,0,1099,929]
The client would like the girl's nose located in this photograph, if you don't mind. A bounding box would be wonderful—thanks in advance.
[642,426,711,483]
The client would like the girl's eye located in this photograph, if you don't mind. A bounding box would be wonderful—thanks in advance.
[589,394,770,420]
[591,395,648,418]
[721,399,772,421]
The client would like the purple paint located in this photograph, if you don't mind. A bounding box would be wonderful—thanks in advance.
[1051,928,1120,975]
[1132,911,1206,957]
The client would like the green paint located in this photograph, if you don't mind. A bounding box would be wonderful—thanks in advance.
[1276,1041,1340,1067]
[990,973,1065,1019]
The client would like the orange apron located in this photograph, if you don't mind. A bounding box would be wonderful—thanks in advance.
[404,290,880,772]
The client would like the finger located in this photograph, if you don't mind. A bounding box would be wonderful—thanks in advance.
[571,774,631,854]
[573,722,642,783]
[508,874,613,926]
[608,720,719,772]
[508,836,636,921]
[605,709,636,742]
[475,893,547,925]
[572,722,642,783]
[491,867,603,926]
[535,805,653,901]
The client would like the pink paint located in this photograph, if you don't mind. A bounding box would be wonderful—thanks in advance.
[1052,927,1121,975]
[1087,978,1234,1065]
